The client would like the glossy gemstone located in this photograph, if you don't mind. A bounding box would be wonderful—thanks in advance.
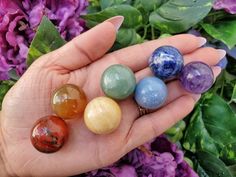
[52,84,87,119]
[101,64,136,100]
[135,77,168,110]
[149,46,184,80]
[84,97,122,134]
[179,61,214,94]
[31,116,69,153]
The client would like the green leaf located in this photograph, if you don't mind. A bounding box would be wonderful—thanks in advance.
[197,151,233,177]
[201,93,236,146]
[195,162,210,177]
[184,93,236,164]
[183,106,219,156]
[27,16,66,66]
[165,120,185,143]
[231,85,236,103]
[149,0,213,33]
[202,20,236,49]
[140,0,164,12]
[111,28,142,51]
[83,5,143,28]
[220,142,236,165]
[100,0,132,10]
[228,164,236,176]
[0,81,15,110]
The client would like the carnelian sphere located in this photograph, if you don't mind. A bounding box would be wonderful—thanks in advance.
[52,84,87,119]
[31,115,69,153]
[84,97,122,134]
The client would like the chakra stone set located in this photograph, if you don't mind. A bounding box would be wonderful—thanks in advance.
[30,46,214,153]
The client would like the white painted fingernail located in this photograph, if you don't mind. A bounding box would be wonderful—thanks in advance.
[192,94,201,103]
[105,16,124,32]
[198,37,207,46]
[213,66,222,78]
[217,49,227,59]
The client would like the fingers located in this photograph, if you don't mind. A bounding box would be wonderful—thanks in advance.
[135,46,224,81]
[125,95,195,151]
[184,48,226,65]
[49,16,124,70]
[108,34,207,72]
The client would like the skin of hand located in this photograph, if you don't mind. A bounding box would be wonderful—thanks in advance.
[0,16,225,177]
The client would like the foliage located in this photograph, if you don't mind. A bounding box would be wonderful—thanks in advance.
[1,0,236,176]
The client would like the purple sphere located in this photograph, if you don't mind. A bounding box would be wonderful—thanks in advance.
[179,62,214,94]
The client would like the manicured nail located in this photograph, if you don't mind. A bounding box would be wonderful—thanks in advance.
[105,16,124,32]
[217,49,227,59]
[213,66,222,78]
[198,37,207,46]
[192,94,201,103]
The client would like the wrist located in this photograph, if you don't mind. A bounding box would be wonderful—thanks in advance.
[0,111,10,176]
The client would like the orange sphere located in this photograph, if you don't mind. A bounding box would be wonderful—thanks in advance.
[52,84,87,119]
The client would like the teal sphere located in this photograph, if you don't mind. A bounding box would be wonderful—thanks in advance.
[101,64,136,100]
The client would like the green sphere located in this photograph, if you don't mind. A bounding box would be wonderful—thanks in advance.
[101,64,136,100]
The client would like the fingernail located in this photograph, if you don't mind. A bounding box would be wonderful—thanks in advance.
[198,37,207,46]
[213,66,222,78]
[105,16,124,32]
[217,49,227,59]
[192,94,201,103]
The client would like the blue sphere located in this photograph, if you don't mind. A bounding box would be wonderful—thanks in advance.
[149,46,184,80]
[135,77,168,110]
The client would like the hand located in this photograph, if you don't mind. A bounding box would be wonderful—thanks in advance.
[0,16,224,177]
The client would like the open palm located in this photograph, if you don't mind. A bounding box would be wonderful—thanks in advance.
[0,18,223,177]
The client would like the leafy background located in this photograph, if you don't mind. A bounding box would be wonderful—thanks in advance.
[1,0,236,176]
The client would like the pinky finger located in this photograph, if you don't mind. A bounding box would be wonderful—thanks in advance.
[125,95,196,151]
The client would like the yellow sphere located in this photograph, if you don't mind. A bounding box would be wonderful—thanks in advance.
[84,97,122,134]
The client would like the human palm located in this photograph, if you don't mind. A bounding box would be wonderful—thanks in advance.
[0,19,223,177]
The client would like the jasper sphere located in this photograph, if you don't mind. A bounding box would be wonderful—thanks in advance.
[31,116,69,153]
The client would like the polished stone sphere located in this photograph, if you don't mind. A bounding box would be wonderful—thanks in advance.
[135,77,168,110]
[51,84,87,119]
[101,64,136,100]
[149,46,184,80]
[179,61,214,94]
[31,116,69,153]
[84,97,122,134]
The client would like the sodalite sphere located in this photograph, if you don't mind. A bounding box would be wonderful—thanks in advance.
[179,62,214,94]
[135,77,168,110]
[149,46,184,80]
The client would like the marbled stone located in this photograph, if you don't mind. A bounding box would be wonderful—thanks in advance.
[149,46,184,80]
[101,64,136,100]
[84,97,122,134]
[179,61,214,94]
[135,77,168,110]
[52,84,87,119]
[31,116,69,153]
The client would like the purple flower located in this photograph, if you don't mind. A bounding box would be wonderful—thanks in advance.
[213,0,236,14]
[0,0,88,81]
[81,136,198,177]
[84,165,137,177]
[0,0,29,80]
[22,0,88,41]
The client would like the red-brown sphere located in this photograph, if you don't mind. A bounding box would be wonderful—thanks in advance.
[31,115,69,153]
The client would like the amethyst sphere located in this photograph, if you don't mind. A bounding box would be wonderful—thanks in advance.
[149,46,184,80]
[179,62,214,94]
